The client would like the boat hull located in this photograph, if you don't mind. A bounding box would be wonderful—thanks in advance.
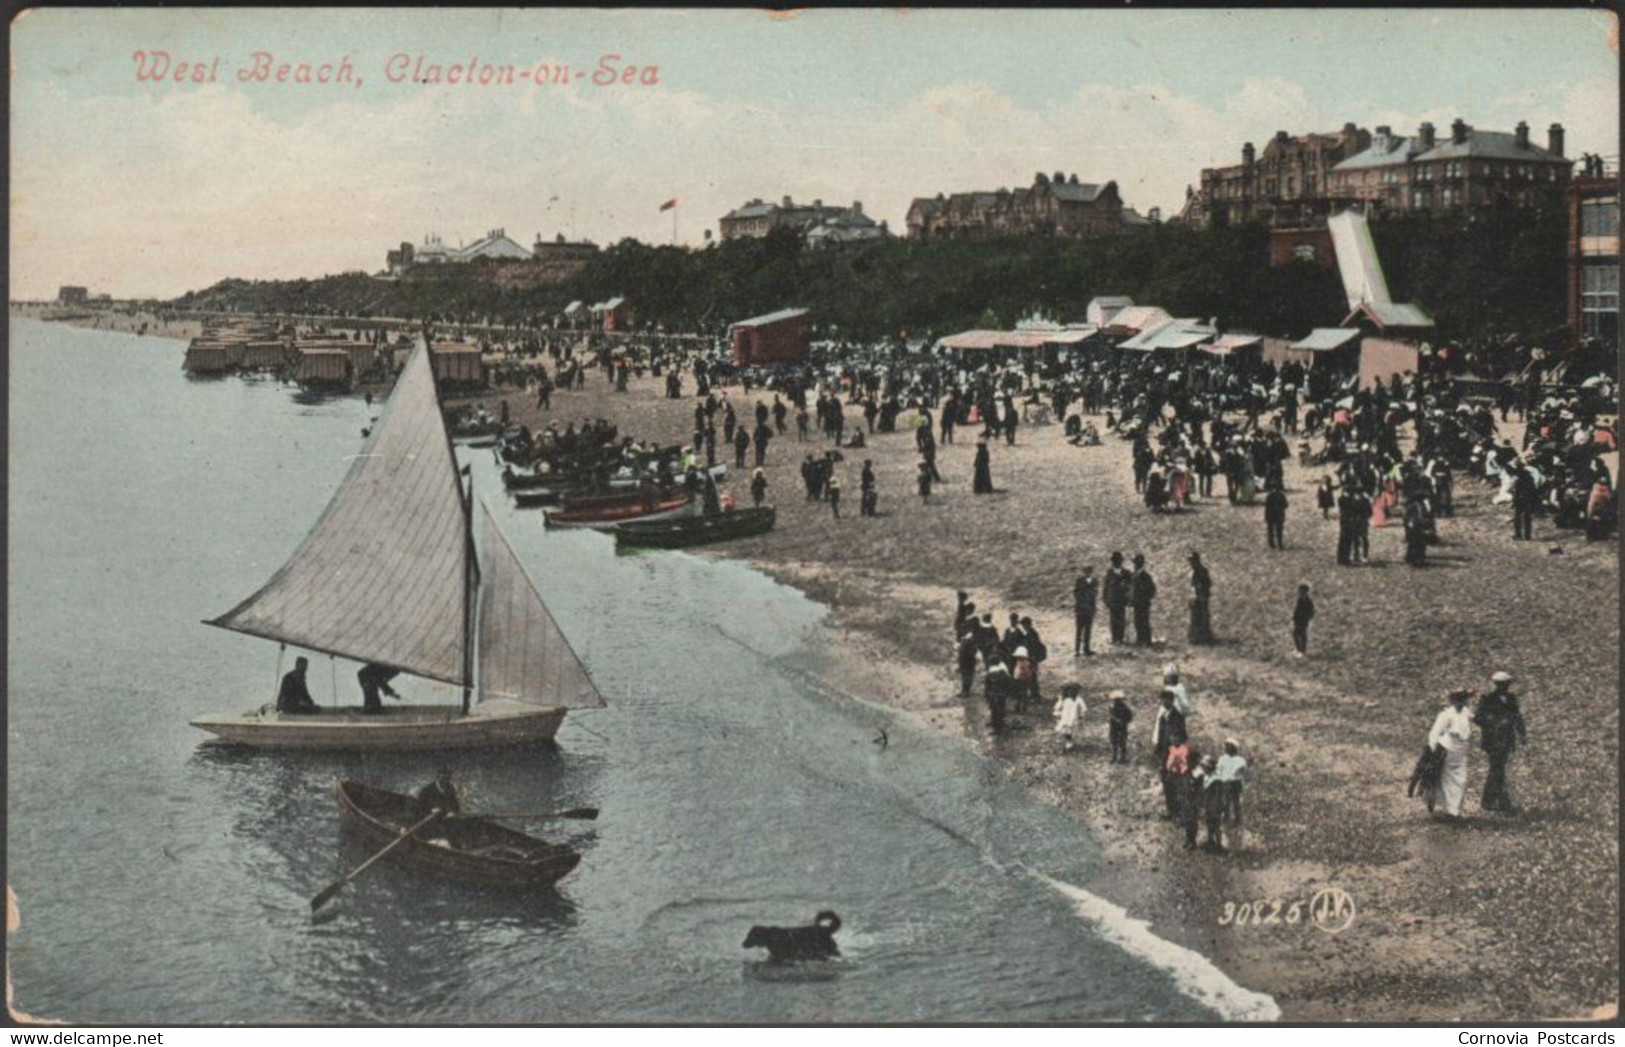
[544,497,695,530]
[615,506,777,549]
[336,780,580,889]
[190,701,567,751]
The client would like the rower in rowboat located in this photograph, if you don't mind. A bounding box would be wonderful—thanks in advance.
[416,769,463,818]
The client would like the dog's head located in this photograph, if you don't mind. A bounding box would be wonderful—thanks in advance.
[742,926,768,949]
[814,910,842,934]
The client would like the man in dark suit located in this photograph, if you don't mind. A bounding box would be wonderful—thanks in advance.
[1264,483,1288,549]
[1103,551,1131,645]
[1130,553,1157,646]
[1473,671,1529,813]
[1187,552,1213,645]
[1073,567,1098,656]
[1336,489,1358,565]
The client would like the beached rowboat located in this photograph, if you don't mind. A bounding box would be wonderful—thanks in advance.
[544,496,695,530]
[335,780,580,889]
[614,506,777,550]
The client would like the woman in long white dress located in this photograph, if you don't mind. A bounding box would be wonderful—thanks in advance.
[1427,689,1474,818]
[1053,684,1086,753]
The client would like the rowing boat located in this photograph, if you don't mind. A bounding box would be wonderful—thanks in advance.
[544,496,696,530]
[335,780,580,889]
[614,506,776,549]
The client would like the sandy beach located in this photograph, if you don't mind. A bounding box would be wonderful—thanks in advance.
[9,304,204,342]
[467,362,1619,1023]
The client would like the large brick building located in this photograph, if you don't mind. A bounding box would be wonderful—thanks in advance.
[719,197,878,242]
[1180,125,1372,228]
[1326,118,1570,216]
[906,172,1145,240]
[1568,157,1620,342]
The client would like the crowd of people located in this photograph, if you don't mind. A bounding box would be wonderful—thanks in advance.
[490,326,1598,853]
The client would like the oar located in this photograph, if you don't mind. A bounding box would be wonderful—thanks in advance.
[311,809,443,913]
[473,806,600,821]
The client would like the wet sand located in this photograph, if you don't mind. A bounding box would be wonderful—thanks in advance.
[18,305,1613,1021]
[480,364,1618,1023]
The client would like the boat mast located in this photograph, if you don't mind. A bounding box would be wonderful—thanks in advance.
[461,464,475,715]
[422,320,479,716]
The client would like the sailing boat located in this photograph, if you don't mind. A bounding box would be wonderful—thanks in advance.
[191,340,604,750]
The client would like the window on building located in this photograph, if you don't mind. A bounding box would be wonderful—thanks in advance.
[1442,187,1461,208]
[1412,189,1429,209]
[1581,198,1620,238]
[1581,263,1620,340]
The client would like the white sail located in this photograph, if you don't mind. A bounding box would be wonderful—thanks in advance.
[478,502,604,709]
[208,342,469,685]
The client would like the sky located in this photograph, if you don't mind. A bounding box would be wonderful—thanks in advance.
[10,7,1619,300]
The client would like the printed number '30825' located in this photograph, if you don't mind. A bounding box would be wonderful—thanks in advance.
[1218,899,1304,926]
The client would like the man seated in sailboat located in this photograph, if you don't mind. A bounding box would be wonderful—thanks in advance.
[276,656,319,714]
[356,662,401,715]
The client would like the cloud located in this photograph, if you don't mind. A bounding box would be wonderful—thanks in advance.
[10,63,1616,299]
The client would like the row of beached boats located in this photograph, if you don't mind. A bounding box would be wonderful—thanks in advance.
[488,426,778,547]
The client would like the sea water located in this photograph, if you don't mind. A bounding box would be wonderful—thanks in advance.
[6,318,1274,1023]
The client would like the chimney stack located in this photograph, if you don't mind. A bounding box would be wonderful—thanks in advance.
[782,195,793,208]
[1418,122,1435,149]
[1242,142,1255,166]
[1451,118,1467,144]
[1548,123,1565,157]
[1515,121,1530,149]
[852,201,862,215]
[1375,125,1392,139]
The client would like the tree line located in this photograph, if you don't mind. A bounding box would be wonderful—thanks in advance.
[172,206,1567,345]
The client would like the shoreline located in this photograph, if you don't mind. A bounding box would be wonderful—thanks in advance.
[489,359,1616,1023]
[17,312,1619,1022]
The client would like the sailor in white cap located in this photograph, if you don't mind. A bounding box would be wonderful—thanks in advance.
[1473,671,1528,814]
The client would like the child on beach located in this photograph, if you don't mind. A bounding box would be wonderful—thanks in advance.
[1107,691,1133,763]
[1053,684,1085,753]
[1292,583,1316,657]
[1317,476,1336,519]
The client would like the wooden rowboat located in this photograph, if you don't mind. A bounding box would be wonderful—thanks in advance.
[336,780,581,890]
[614,506,776,550]
[544,496,695,530]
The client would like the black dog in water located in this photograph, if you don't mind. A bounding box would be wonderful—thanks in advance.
[742,910,842,962]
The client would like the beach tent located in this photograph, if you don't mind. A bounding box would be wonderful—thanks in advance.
[1101,305,1173,339]
[1281,328,1362,370]
[1086,296,1135,327]
[1118,320,1215,352]
[431,343,486,386]
[182,342,236,375]
[240,341,290,370]
[295,348,350,385]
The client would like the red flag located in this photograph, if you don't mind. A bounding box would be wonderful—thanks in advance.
[659,198,679,212]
